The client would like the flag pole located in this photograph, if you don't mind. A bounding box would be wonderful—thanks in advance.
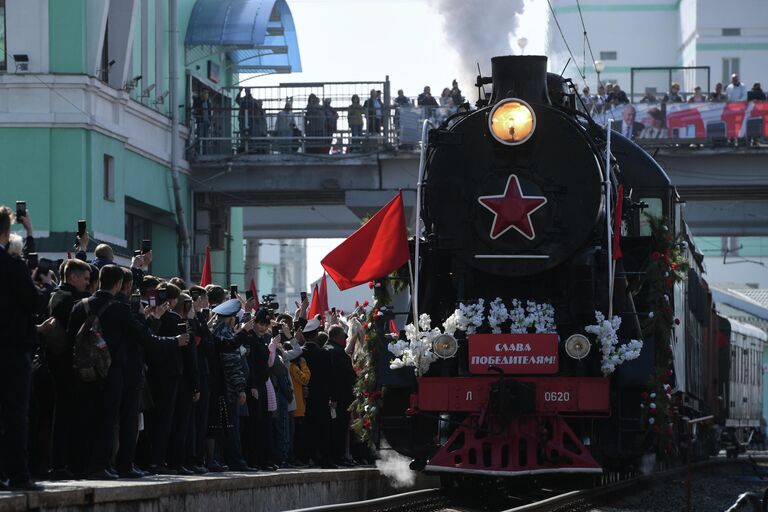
[605,119,614,318]
[408,260,417,324]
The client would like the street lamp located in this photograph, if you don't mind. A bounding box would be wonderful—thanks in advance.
[594,60,605,89]
[517,37,528,55]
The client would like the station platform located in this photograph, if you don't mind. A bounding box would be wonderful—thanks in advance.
[0,467,408,512]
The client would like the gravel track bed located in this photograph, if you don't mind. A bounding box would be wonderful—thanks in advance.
[592,463,764,512]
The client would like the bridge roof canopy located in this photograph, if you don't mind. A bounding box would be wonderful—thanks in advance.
[185,0,301,74]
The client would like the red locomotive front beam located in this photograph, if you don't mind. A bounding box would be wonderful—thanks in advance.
[413,376,611,415]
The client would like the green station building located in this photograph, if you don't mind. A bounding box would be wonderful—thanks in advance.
[0,0,300,284]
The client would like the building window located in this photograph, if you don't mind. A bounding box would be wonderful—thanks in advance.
[103,154,115,201]
[722,58,740,84]
[600,51,617,61]
[0,0,6,71]
[125,212,151,254]
[722,28,741,36]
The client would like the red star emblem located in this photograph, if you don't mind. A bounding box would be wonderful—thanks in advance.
[478,175,547,240]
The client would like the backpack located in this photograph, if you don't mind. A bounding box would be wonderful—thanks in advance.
[74,299,113,382]
[42,317,70,355]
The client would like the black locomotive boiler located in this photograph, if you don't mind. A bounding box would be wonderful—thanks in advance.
[375,55,719,484]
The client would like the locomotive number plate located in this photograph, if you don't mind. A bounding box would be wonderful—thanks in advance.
[537,382,578,411]
[468,334,559,374]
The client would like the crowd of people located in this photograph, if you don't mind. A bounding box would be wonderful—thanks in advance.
[0,205,368,492]
[191,81,466,155]
[580,73,765,117]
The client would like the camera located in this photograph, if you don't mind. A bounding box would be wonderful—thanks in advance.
[261,293,279,313]
[141,239,152,254]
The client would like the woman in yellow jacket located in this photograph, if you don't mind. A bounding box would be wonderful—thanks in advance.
[290,356,311,465]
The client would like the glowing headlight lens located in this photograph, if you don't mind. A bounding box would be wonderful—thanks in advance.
[565,334,591,360]
[488,98,536,145]
[433,334,458,359]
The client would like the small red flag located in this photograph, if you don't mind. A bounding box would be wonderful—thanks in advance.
[321,192,410,291]
[612,185,624,260]
[389,319,398,335]
[200,246,212,287]
[307,285,320,319]
[67,251,72,259]
[249,278,260,308]
[308,274,330,319]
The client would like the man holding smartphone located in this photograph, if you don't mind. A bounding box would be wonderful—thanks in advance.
[0,205,45,490]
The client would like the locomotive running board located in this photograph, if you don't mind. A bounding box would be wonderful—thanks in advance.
[425,414,602,476]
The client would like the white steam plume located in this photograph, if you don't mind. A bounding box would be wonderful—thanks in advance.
[430,0,526,89]
[375,448,417,488]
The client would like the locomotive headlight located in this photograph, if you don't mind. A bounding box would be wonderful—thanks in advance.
[565,334,591,360]
[433,334,459,359]
[488,98,536,145]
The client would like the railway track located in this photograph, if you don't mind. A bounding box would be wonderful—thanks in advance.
[289,457,763,512]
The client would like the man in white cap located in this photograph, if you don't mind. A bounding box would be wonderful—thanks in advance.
[301,318,335,468]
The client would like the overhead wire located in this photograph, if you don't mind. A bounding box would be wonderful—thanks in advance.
[575,0,599,85]
[545,0,586,88]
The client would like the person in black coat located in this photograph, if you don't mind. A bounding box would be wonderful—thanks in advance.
[46,258,92,478]
[326,325,357,466]
[144,282,185,474]
[0,206,50,491]
[244,307,277,471]
[301,318,335,468]
[187,285,215,473]
[114,268,186,478]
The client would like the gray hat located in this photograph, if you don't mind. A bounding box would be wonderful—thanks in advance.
[212,298,241,317]
[303,318,321,333]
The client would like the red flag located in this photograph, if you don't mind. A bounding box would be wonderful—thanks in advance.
[308,274,330,319]
[321,192,410,290]
[249,278,260,309]
[389,319,398,335]
[200,246,212,287]
[612,185,624,260]
[67,251,72,259]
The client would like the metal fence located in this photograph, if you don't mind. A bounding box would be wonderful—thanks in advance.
[186,79,466,159]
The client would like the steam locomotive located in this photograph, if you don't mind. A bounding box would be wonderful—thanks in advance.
[375,55,757,484]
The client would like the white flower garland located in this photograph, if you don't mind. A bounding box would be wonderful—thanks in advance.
[584,311,643,375]
[388,313,439,376]
[389,298,557,375]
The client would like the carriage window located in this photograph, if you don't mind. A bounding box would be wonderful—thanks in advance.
[639,198,663,236]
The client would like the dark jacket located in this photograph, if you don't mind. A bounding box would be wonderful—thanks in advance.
[246,331,270,395]
[326,341,356,406]
[0,245,38,346]
[146,310,185,377]
[302,341,333,408]
[115,292,179,388]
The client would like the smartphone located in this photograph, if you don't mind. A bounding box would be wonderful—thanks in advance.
[147,289,158,307]
[27,252,38,270]
[245,290,254,301]
[157,288,168,305]
[16,201,27,219]
[201,308,211,320]
[272,325,280,337]
[130,293,142,314]
[242,312,252,323]
[230,285,238,299]
[300,291,307,301]
[141,239,152,254]
[190,290,200,301]
[331,307,336,314]
[177,322,188,336]
[77,220,86,237]
[133,250,142,257]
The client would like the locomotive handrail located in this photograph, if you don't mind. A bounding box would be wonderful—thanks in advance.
[605,119,615,318]
[413,118,435,327]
